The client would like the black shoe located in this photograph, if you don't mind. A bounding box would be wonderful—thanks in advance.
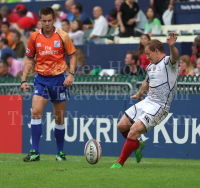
[23,150,40,162]
[56,151,66,161]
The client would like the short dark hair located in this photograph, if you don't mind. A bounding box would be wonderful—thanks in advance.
[109,9,117,19]
[39,7,55,19]
[127,50,138,63]
[0,60,8,67]
[145,39,166,54]
[0,37,8,45]
[61,19,70,25]
[1,5,11,15]
[2,53,12,62]
[11,29,21,40]
[75,3,82,13]
[195,35,200,43]
[195,35,200,49]
[2,21,10,28]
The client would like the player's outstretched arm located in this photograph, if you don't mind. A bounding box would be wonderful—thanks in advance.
[21,57,34,91]
[166,32,179,64]
[131,80,149,101]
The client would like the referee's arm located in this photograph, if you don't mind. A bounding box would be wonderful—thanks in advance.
[69,53,76,74]
[22,57,35,82]
[63,53,76,87]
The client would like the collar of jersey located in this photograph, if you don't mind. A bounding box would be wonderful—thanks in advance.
[155,56,166,65]
[41,27,56,38]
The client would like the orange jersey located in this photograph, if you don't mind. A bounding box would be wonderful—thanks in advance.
[26,27,76,76]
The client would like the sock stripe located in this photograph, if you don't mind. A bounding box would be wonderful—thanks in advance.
[127,138,138,142]
[31,118,42,125]
[55,124,65,130]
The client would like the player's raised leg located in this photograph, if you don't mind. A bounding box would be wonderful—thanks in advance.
[53,101,67,161]
[23,95,48,162]
[111,118,146,168]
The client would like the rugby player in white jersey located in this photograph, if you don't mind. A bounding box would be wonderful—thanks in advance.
[111,33,179,168]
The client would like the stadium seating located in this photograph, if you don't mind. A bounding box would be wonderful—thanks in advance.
[84,27,117,43]
[118,24,200,44]
[83,28,93,40]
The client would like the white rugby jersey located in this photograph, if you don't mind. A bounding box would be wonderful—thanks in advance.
[145,56,179,111]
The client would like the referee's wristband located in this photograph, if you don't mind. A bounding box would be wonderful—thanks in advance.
[21,81,27,85]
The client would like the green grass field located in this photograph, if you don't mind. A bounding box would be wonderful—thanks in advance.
[0,153,200,188]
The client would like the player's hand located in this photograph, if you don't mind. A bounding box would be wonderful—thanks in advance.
[130,94,142,101]
[166,32,177,47]
[120,26,125,33]
[21,82,29,92]
[63,74,74,87]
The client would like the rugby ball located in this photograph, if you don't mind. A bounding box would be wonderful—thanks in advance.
[84,139,102,164]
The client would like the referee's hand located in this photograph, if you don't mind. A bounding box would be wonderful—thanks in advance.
[21,82,29,92]
[63,74,74,87]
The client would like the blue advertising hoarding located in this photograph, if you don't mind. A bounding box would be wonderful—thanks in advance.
[22,94,200,159]
[174,1,200,24]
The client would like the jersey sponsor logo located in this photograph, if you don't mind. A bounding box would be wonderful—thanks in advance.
[36,43,42,47]
[144,115,150,123]
[26,48,30,54]
[60,92,66,100]
[157,66,161,71]
[54,41,60,47]
[38,50,58,55]
[152,67,156,71]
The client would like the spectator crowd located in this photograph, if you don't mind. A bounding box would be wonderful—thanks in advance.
[0,0,199,79]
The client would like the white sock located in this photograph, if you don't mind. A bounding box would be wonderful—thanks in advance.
[55,123,65,130]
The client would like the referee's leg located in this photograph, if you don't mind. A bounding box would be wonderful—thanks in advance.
[53,101,66,157]
[31,95,48,154]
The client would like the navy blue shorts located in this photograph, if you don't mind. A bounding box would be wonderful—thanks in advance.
[33,73,70,103]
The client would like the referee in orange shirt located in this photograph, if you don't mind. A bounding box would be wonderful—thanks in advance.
[21,7,76,161]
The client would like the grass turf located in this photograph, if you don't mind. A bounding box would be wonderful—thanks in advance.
[0,153,200,188]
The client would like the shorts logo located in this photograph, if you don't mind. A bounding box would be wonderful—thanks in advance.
[34,90,38,94]
[54,41,60,47]
[26,48,30,54]
[37,43,42,47]
[144,115,150,123]
[60,92,66,100]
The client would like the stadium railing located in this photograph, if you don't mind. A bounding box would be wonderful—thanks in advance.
[136,75,200,94]
[0,75,199,95]
[0,75,145,95]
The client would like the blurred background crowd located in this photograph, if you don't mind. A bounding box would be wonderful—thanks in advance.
[0,0,200,79]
